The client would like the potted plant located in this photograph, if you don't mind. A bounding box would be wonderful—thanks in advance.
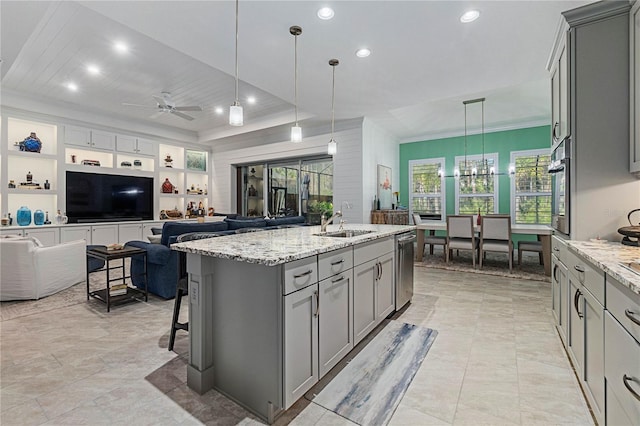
[306,200,333,225]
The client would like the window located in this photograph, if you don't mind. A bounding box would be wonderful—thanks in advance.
[454,153,498,215]
[510,149,551,224]
[409,158,445,221]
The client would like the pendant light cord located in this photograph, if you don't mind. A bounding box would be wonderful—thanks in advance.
[294,33,298,125]
[463,102,467,172]
[331,65,335,139]
[234,0,239,105]
[481,99,485,170]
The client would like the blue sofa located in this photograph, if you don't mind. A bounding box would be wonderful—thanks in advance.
[125,216,307,299]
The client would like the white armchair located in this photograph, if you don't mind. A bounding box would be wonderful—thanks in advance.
[0,236,86,301]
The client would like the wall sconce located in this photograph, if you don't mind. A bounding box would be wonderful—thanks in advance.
[509,164,516,176]
[454,168,460,179]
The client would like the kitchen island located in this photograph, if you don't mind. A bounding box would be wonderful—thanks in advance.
[171,224,413,422]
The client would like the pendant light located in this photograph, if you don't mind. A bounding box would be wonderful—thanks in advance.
[327,59,339,155]
[290,26,302,143]
[229,0,243,126]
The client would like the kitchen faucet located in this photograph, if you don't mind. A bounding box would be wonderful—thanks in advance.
[320,210,342,233]
[320,201,352,233]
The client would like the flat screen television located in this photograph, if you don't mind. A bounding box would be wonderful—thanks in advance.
[66,171,154,223]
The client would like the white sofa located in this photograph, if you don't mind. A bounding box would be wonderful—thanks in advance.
[0,236,86,301]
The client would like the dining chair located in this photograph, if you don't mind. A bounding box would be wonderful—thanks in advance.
[518,240,543,267]
[479,215,513,272]
[446,215,478,267]
[413,213,447,259]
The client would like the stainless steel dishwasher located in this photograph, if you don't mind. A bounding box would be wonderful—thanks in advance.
[395,232,415,310]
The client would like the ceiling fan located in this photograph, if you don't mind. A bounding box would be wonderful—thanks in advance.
[122,92,202,121]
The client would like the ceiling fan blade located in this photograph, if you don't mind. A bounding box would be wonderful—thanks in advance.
[150,110,166,119]
[171,111,195,121]
[122,102,158,109]
[153,95,168,107]
[173,105,203,112]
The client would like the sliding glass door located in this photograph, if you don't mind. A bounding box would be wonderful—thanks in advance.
[236,157,333,223]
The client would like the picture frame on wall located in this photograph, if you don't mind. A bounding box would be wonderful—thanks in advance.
[377,164,392,209]
[186,150,207,172]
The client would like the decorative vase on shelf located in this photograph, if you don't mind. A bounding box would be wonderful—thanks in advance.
[44,179,51,190]
[44,211,51,225]
[17,206,32,226]
[34,209,45,226]
[162,178,174,194]
[55,210,68,225]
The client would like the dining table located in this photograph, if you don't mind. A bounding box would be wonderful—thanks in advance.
[415,222,553,276]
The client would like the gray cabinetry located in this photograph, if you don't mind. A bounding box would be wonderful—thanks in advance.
[631,0,640,176]
[548,22,569,146]
[318,271,353,378]
[353,237,395,345]
[605,276,640,426]
[551,236,569,345]
[550,1,639,241]
[566,248,605,425]
[283,283,318,409]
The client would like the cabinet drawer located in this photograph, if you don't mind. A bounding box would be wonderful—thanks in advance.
[552,236,567,264]
[566,249,604,304]
[607,275,640,343]
[284,256,318,295]
[604,312,640,424]
[318,247,353,281]
[354,237,394,266]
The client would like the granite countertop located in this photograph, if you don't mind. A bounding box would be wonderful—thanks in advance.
[171,224,414,266]
[566,241,640,295]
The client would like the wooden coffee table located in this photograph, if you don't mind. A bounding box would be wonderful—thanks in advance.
[86,246,148,312]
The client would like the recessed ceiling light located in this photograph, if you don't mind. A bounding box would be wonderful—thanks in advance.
[247,96,256,104]
[114,42,128,53]
[356,48,371,58]
[317,7,335,20]
[66,82,78,92]
[215,107,224,114]
[87,65,100,75]
[460,10,480,23]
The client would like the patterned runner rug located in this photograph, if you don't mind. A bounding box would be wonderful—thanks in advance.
[419,249,549,282]
[309,321,437,426]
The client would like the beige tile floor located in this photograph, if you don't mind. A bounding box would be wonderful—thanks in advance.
[0,266,593,425]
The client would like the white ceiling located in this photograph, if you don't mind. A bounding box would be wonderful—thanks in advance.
[1,0,593,144]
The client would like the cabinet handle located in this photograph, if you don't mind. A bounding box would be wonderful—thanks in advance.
[553,264,559,282]
[293,269,313,279]
[552,122,560,142]
[573,289,583,319]
[624,309,640,327]
[553,247,560,252]
[377,261,382,280]
[330,258,345,266]
[622,375,640,402]
[331,275,345,284]
[313,290,319,318]
[574,265,585,273]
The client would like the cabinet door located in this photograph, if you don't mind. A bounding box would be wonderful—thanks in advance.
[60,227,91,243]
[116,135,137,154]
[558,45,568,142]
[65,126,91,147]
[0,229,24,237]
[353,260,377,345]
[551,257,561,325]
[319,271,353,378]
[551,65,561,144]
[25,228,59,247]
[582,287,604,425]
[283,284,318,409]
[568,277,584,372]
[91,225,118,245]
[90,130,115,151]
[558,262,569,345]
[118,223,143,243]
[376,252,395,323]
[632,1,640,174]
[136,138,155,156]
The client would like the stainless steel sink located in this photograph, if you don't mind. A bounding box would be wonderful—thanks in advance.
[314,230,374,238]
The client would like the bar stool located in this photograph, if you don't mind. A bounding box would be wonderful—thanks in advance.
[168,232,220,352]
